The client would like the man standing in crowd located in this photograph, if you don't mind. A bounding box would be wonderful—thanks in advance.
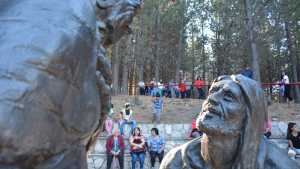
[185,81,192,98]
[194,77,205,99]
[179,80,187,99]
[138,80,145,95]
[281,72,293,104]
[152,93,164,123]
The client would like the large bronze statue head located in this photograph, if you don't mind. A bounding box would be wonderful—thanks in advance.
[160,75,299,169]
[197,75,267,168]
[0,0,140,169]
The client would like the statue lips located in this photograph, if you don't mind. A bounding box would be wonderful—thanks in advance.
[197,105,224,135]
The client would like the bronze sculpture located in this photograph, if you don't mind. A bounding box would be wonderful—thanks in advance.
[160,75,300,169]
[0,0,140,168]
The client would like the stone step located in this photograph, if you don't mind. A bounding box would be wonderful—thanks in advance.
[101,121,290,139]
[101,123,192,139]
[270,121,289,139]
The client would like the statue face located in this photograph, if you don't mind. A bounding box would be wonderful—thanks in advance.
[97,0,141,44]
[197,79,247,137]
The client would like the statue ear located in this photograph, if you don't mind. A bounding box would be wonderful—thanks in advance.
[96,0,117,8]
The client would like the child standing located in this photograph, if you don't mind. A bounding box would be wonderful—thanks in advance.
[152,93,164,123]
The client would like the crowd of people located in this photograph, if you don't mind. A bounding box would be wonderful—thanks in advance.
[137,70,297,105]
[137,77,206,99]
[104,103,167,169]
[104,100,204,169]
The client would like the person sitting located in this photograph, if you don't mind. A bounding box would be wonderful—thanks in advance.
[106,128,125,169]
[147,128,165,169]
[121,103,136,138]
[104,104,115,135]
[130,127,146,169]
[110,111,124,135]
[287,122,300,158]
[189,119,203,139]
[105,115,113,136]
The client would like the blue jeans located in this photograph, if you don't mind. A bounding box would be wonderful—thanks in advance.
[131,152,145,169]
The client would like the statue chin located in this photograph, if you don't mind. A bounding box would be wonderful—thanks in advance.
[197,111,241,137]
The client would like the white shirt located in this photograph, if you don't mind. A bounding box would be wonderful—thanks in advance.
[283,75,290,84]
[158,82,164,90]
[122,109,133,121]
[138,81,145,88]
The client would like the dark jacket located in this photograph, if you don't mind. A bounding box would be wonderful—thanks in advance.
[106,135,125,154]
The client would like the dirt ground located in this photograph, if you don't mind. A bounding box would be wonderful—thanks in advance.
[111,95,300,123]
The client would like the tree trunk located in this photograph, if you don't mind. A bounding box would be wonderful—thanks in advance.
[121,37,131,95]
[121,62,129,95]
[191,24,195,82]
[153,4,160,82]
[112,42,120,95]
[175,0,186,83]
[201,23,206,80]
[137,15,145,82]
[244,0,261,82]
[285,21,300,102]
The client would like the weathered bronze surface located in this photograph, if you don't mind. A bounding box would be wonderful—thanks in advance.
[160,75,300,169]
[0,0,140,168]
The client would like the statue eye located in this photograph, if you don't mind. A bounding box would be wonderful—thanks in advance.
[209,87,219,94]
[224,91,235,101]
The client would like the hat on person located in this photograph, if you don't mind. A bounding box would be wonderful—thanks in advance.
[125,102,130,109]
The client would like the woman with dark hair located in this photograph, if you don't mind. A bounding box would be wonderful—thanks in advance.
[287,122,300,155]
[129,127,145,169]
[147,128,165,169]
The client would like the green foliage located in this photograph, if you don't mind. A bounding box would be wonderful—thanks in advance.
[112,0,300,88]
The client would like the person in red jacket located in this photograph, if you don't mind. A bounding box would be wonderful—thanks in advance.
[106,128,125,169]
[194,77,205,99]
[179,80,187,99]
